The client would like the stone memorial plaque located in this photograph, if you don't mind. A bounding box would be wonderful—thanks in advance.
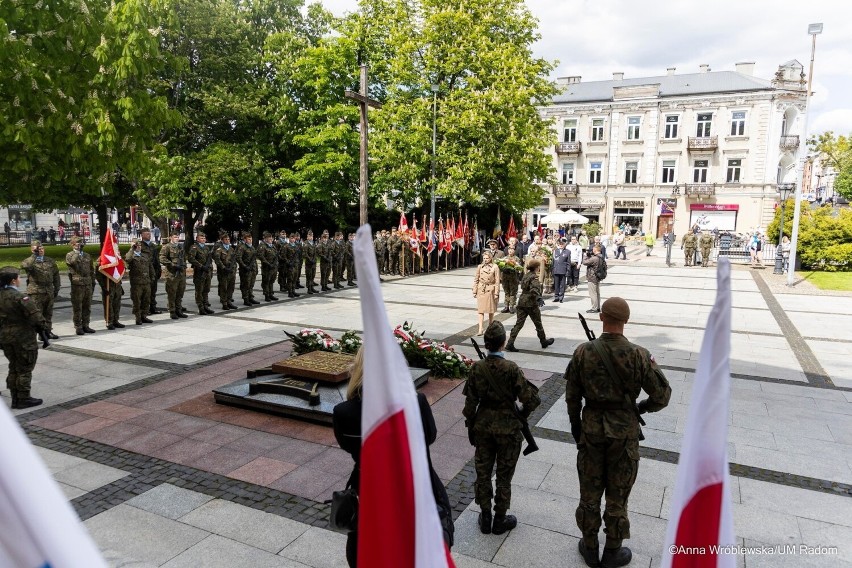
[270,351,355,384]
[249,377,321,406]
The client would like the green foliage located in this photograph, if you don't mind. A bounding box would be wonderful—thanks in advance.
[0,0,177,209]
[797,207,852,271]
[766,198,795,245]
[584,222,601,238]
[809,131,852,200]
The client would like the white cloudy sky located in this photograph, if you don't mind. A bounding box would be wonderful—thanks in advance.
[317,0,852,134]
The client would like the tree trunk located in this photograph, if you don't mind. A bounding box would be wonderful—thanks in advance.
[250,200,261,242]
[183,203,194,251]
[95,202,109,245]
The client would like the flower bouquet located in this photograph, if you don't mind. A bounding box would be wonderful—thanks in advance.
[536,245,553,267]
[340,330,362,354]
[284,328,341,355]
[418,339,474,378]
[495,257,523,274]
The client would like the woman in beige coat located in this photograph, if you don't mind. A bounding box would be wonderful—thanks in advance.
[473,250,501,335]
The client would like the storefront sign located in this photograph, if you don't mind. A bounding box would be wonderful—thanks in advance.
[689,203,739,211]
[613,200,644,207]
[690,209,737,231]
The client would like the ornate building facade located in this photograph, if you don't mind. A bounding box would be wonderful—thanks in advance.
[531,61,808,237]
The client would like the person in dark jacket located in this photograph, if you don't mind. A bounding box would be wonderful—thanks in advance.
[551,237,571,303]
[333,347,453,567]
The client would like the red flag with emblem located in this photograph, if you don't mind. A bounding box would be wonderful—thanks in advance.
[427,218,436,254]
[420,215,428,242]
[98,227,125,283]
[436,218,444,257]
[399,211,409,233]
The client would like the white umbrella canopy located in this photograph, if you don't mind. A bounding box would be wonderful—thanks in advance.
[541,209,589,227]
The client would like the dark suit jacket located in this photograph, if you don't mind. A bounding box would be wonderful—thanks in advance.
[552,246,571,275]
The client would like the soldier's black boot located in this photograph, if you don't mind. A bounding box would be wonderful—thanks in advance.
[83,326,96,333]
[113,322,125,328]
[491,514,517,535]
[268,295,278,301]
[141,316,153,323]
[541,338,555,349]
[501,306,510,313]
[307,287,315,294]
[477,510,492,535]
[288,291,296,298]
[578,540,601,567]
[600,546,631,568]
[204,307,215,314]
[250,298,261,305]
[177,310,188,318]
[107,324,115,330]
[48,331,59,339]
[505,341,519,352]
[13,393,43,410]
[10,391,18,409]
[171,312,179,319]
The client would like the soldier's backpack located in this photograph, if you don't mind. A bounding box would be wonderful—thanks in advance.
[595,257,608,281]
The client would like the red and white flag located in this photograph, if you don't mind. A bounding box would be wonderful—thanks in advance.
[427,218,436,255]
[436,219,444,257]
[662,258,735,568]
[98,226,125,283]
[353,224,455,568]
[399,211,409,234]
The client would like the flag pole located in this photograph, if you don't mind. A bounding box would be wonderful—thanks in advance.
[105,278,110,325]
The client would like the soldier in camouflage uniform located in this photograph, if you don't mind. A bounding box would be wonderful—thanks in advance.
[565,297,671,568]
[302,230,318,294]
[681,232,697,267]
[331,231,345,289]
[66,236,96,335]
[236,232,260,305]
[95,248,125,330]
[374,231,386,275]
[20,240,60,339]
[187,231,215,314]
[0,266,45,409]
[499,246,521,314]
[699,231,714,267]
[280,233,300,298]
[388,228,401,275]
[282,229,290,292]
[506,259,554,351]
[294,233,304,289]
[317,231,332,291]
[257,231,279,302]
[345,232,356,286]
[160,232,188,319]
[124,239,153,324]
[139,228,163,314]
[213,232,238,310]
[463,321,540,536]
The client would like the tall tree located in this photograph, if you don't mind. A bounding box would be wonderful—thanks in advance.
[809,131,852,200]
[0,0,176,240]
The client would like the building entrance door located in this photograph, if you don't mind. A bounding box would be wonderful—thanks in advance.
[656,216,673,238]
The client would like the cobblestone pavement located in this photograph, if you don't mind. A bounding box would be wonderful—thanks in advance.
[4,244,851,567]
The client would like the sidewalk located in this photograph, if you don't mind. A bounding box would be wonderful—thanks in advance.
[7,254,852,567]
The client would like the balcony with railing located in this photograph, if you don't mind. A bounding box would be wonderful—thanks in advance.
[555,141,582,155]
[779,135,799,151]
[685,183,716,197]
[687,136,718,151]
[551,183,579,197]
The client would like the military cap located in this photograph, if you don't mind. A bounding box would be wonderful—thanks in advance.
[69,236,82,245]
[241,231,252,239]
[526,258,541,271]
[218,231,229,239]
[321,230,329,236]
[0,265,18,276]
[307,230,314,236]
[559,237,567,243]
[289,232,298,238]
[601,297,630,322]
[170,230,180,237]
[31,240,42,248]
[487,239,498,245]
[483,320,506,348]
[196,231,207,238]
[262,231,273,238]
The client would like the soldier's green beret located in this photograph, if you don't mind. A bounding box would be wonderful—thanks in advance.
[31,240,42,248]
[526,258,541,271]
[219,231,229,239]
[69,236,82,245]
[262,231,273,238]
[0,265,18,276]
[307,230,314,236]
[241,232,252,239]
[483,320,506,349]
[196,231,207,239]
[601,297,630,322]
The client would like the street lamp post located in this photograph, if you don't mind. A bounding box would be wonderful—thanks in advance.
[773,184,794,274]
[430,84,439,221]
[787,22,822,286]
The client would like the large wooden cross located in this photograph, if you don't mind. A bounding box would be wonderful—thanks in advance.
[345,65,382,226]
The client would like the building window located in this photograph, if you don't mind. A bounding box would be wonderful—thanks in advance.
[563,119,577,143]
[696,113,712,137]
[561,163,575,184]
[589,161,602,184]
[726,159,742,183]
[693,159,709,183]
[730,111,746,136]
[624,162,638,184]
[591,118,605,141]
[664,115,679,139]
[781,115,788,136]
[661,160,676,183]
[627,116,641,140]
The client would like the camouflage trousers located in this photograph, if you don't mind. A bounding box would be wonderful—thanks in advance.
[149,271,160,311]
[502,279,518,309]
[165,274,186,313]
[319,260,331,289]
[473,430,522,516]
[261,266,277,298]
[194,271,213,308]
[277,263,290,292]
[130,280,151,320]
[29,291,55,332]
[239,269,257,301]
[304,262,317,287]
[332,259,344,286]
[99,281,123,324]
[2,343,38,396]
[70,283,92,329]
[390,250,400,275]
[217,270,235,305]
[576,434,640,549]
[701,248,712,267]
[345,259,356,284]
[508,305,547,345]
[684,247,695,266]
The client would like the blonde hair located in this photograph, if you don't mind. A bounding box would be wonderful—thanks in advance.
[346,346,365,400]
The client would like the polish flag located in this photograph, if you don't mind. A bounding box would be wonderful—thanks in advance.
[98,226,125,283]
[410,217,421,256]
[662,258,735,568]
[353,224,455,568]
[399,211,409,233]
